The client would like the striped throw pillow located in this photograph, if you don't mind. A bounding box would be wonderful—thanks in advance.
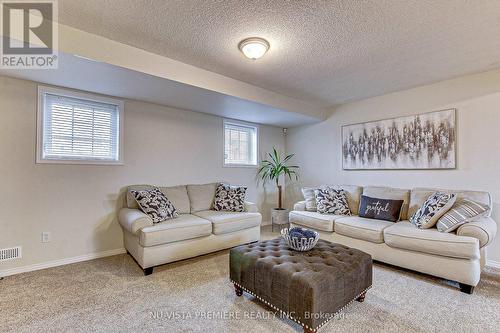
[436,199,490,233]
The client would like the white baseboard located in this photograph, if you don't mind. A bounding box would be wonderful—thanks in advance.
[486,260,500,269]
[0,248,126,278]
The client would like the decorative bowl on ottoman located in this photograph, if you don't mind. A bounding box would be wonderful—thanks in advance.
[281,227,319,251]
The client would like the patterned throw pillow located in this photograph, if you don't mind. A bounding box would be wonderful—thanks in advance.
[315,188,351,215]
[436,199,490,233]
[410,192,457,229]
[213,183,247,212]
[301,187,318,211]
[131,188,178,223]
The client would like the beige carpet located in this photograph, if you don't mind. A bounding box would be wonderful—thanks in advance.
[2,227,500,333]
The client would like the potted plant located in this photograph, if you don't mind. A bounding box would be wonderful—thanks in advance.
[257,147,299,230]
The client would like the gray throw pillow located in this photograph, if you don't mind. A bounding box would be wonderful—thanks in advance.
[131,187,178,223]
[315,188,351,215]
[410,192,457,229]
[436,199,490,232]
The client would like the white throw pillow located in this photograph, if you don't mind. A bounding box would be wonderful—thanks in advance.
[301,187,318,211]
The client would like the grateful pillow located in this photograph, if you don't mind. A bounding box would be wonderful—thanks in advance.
[131,187,178,223]
[436,199,490,233]
[315,188,351,215]
[358,195,404,222]
[213,183,247,212]
[301,187,318,211]
[410,192,457,229]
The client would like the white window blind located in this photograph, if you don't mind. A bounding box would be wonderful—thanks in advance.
[224,120,258,166]
[38,88,123,164]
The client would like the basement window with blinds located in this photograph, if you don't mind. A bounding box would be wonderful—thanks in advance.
[223,119,258,167]
[37,86,124,165]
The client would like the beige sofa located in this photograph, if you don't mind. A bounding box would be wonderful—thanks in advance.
[119,183,261,275]
[290,185,497,294]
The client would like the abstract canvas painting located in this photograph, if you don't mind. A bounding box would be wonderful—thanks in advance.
[342,109,456,170]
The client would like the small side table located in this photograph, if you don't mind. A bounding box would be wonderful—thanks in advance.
[271,208,289,232]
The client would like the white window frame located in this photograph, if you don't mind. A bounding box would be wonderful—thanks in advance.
[223,119,259,168]
[36,86,124,165]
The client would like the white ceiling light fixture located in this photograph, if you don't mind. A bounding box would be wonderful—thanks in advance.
[238,37,270,60]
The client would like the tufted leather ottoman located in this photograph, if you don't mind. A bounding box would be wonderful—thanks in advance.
[230,238,372,333]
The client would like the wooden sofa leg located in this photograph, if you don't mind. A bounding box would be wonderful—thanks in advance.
[144,267,153,276]
[459,283,474,294]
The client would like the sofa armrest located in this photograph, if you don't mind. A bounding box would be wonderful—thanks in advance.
[245,201,259,213]
[457,217,497,248]
[118,208,153,234]
[293,201,307,211]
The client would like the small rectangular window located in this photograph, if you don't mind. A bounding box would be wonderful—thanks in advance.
[37,86,124,165]
[223,119,258,167]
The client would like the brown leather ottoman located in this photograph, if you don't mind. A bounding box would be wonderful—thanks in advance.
[230,238,372,333]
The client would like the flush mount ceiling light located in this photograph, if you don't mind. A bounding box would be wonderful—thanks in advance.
[238,37,270,60]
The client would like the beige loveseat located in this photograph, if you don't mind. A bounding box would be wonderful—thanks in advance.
[119,183,261,275]
[290,185,497,294]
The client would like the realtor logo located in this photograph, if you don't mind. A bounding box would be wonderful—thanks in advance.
[1,0,58,68]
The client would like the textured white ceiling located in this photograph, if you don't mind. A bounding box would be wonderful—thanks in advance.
[59,0,500,107]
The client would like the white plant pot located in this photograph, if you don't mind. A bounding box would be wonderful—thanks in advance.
[271,208,289,231]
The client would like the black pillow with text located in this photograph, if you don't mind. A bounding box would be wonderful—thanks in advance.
[358,195,404,222]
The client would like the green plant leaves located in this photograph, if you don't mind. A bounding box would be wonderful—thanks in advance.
[257,147,300,186]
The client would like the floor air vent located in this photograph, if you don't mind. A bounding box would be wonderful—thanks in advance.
[0,246,22,261]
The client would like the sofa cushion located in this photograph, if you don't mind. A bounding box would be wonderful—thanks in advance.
[187,183,217,212]
[139,214,212,247]
[131,188,178,223]
[334,216,394,244]
[409,188,492,218]
[315,188,351,215]
[193,210,261,235]
[409,192,457,229]
[126,185,190,214]
[384,221,480,259]
[289,211,342,232]
[161,185,190,214]
[363,186,410,220]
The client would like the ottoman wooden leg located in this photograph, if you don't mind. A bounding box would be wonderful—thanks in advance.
[234,283,243,296]
[356,291,366,302]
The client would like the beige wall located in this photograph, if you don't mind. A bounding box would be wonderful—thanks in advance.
[286,68,500,264]
[0,75,285,271]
